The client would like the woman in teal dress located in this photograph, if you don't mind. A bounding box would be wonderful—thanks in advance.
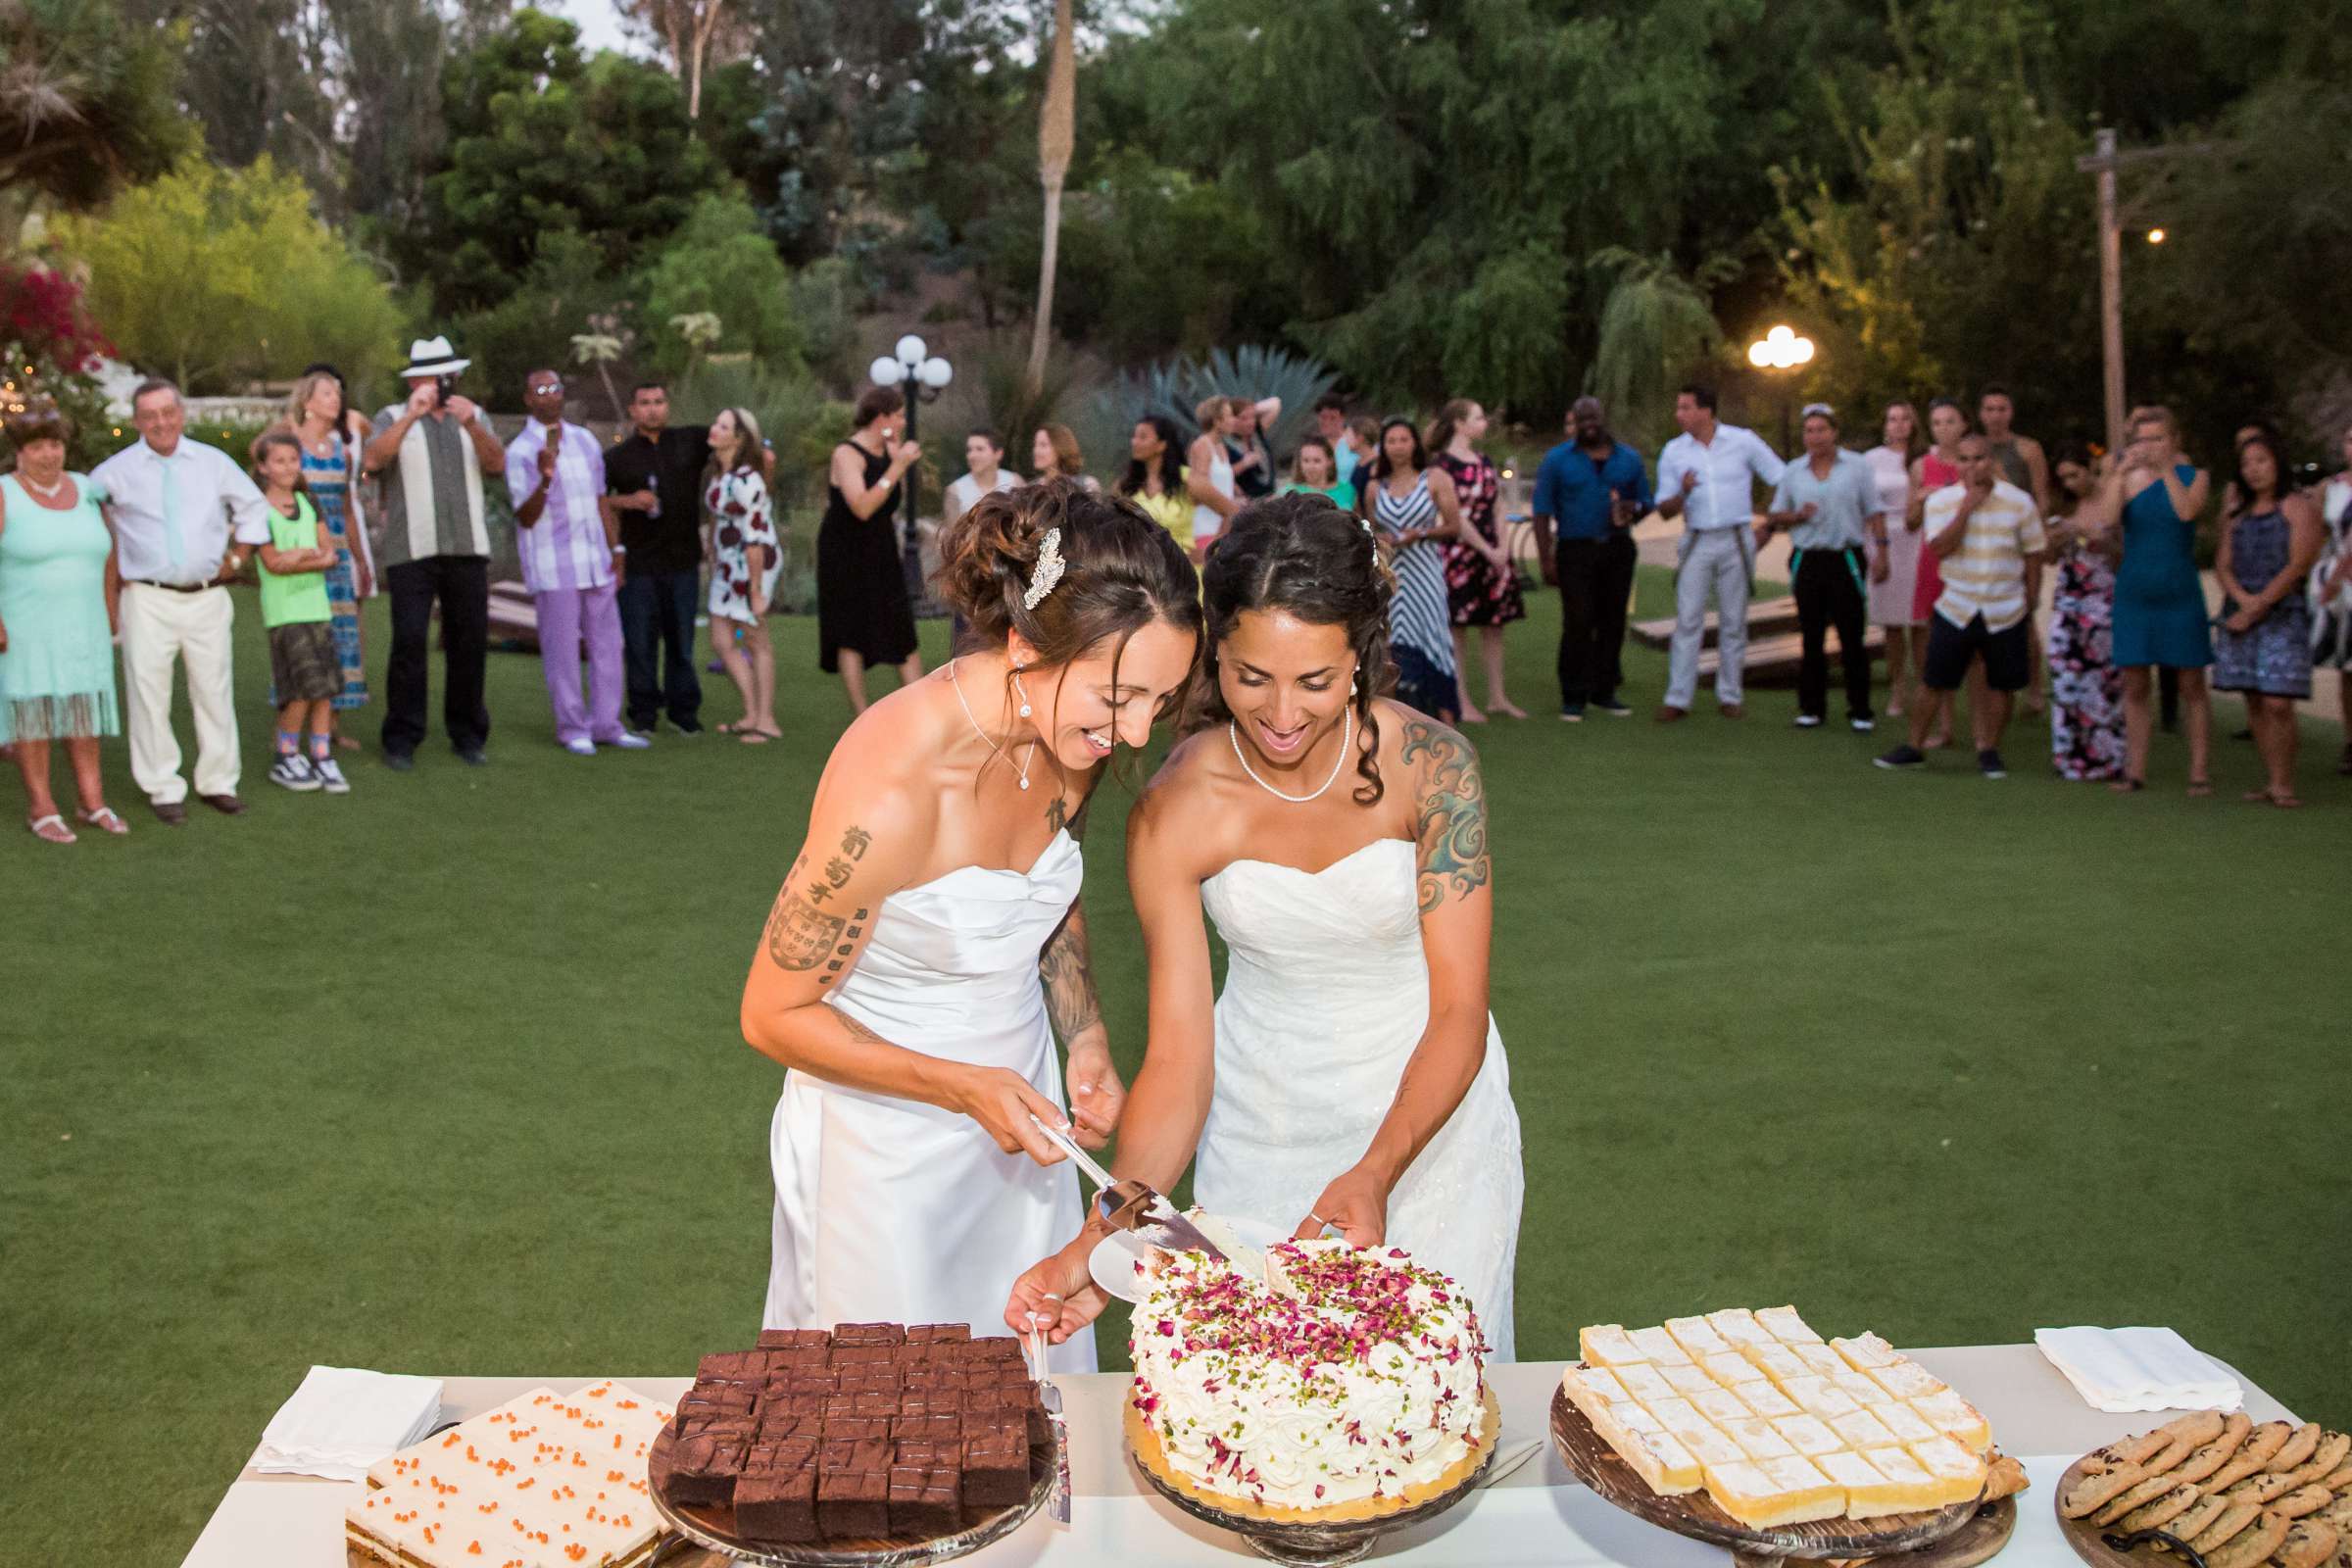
[2102,405,2212,795]
[0,407,125,842]
[283,368,374,742]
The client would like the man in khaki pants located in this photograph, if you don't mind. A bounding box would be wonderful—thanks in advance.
[92,379,270,824]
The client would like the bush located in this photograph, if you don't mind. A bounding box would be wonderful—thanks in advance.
[0,262,120,469]
[638,192,807,379]
[450,232,633,411]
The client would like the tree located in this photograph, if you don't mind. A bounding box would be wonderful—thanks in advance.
[0,0,191,212]
[1026,0,1074,394]
[615,0,753,120]
[635,191,804,377]
[50,155,406,392]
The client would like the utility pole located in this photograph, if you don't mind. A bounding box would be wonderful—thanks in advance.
[2076,133,2228,455]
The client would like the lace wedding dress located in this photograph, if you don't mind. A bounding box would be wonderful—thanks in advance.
[1196,837,1525,1354]
[763,828,1098,1372]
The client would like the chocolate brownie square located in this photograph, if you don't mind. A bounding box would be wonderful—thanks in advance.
[698,1349,773,1383]
[906,1323,972,1346]
[831,1322,907,1347]
[957,1337,1025,1366]
[831,1344,893,1366]
[891,1413,960,1446]
[817,1438,893,1538]
[758,1406,822,1439]
[746,1436,818,1473]
[767,1347,831,1371]
[824,1416,890,1444]
[820,1393,859,1425]
[735,1464,819,1544]
[671,1384,757,1433]
[774,1369,840,1398]
[889,1459,961,1537]
[898,1390,962,1419]
[961,1425,1028,1508]
[666,1431,750,1509]
[892,1440,956,1467]
[839,1366,903,1396]
[757,1328,831,1351]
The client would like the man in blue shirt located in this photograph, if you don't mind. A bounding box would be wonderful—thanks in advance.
[1757,405,1885,731]
[1533,396,1651,719]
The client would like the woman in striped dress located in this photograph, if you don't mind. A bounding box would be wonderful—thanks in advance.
[283,369,375,744]
[1358,416,1468,721]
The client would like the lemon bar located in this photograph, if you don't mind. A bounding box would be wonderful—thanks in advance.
[1743,1344,1811,1385]
[1692,1387,1753,1425]
[1721,1417,1796,1462]
[1627,1325,1694,1365]
[1793,1344,1848,1377]
[1869,1359,1946,1400]
[1559,1362,1627,1418]
[1659,1362,1720,1396]
[1737,1382,1800,1419]
[1832,1332,1901,1370]
[1909,1391,1991,1453]
[1873,1400,1938,1444]
[1833,1371,1895,1407]
[1664,1315,1732,1356]
[1701,1351,1766,1389]
[1771,1414,1843,1457]
[1619,1425,1704,1495]
[1580,1323,1646,1366]
[1755,1305,1824,1345]
[1678,1424,1746,1468]
[1646,1396,1708,1438]
[1859,1446,1947,1512]
[1904,1436,1987,1506]
[1816,1449,1917,1519]
[1615,1363,1675,1403]
[1828,1407,1899,1449]
[1778,1376,1862,1421]
[1703,1456,1844,1528]
[1706,1308,1775,1348]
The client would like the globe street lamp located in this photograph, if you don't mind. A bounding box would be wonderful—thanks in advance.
[868,334,955,603]
[1746,324,1815,453]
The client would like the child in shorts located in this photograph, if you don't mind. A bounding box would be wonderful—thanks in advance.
[252,430,348,793]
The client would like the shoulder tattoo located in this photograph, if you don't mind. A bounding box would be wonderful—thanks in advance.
[1399,719,1490,914]
[762,830,873,982]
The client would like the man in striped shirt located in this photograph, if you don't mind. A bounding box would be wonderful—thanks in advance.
[1874,433,2045,778]
[507,369,648,756]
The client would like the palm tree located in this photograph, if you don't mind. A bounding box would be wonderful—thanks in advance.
[0,0,188,215]
[1024,0,1074,397]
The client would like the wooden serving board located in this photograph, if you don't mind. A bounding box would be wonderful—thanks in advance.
[643,1424,1052,1567]
[2049,1455,2209,1568]
[1551,1386,2000,1563]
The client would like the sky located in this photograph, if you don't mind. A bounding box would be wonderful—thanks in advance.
[549,0,641,57]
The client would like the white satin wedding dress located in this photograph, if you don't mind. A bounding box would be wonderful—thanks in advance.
[764,829,1098,1372]
[1196,837,1525,1355]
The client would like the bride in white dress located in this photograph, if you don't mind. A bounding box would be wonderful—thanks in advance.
[1008,493,1526,1354]
[741,481,1200,1371]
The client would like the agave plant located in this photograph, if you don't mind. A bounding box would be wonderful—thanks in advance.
[1073,344,1340,478]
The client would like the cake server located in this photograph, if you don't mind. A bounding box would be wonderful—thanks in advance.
[1026,1114,1228,1261]
[1023,1313,1073,1524]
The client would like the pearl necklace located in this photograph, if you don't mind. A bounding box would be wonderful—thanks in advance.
[1229,706,1353,804]
[947,657,1036,791]
[18,471,67,499]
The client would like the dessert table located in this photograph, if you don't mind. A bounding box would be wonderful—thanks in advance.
[182,1347,2297,1568]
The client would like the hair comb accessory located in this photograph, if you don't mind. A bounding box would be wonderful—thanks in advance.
[1022,527,1066,611]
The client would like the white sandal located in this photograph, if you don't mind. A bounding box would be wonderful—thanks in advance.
[75,805,129,836]
[27,812,75,844]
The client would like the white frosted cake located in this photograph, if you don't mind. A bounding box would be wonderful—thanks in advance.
[1127,1239,1493,1519]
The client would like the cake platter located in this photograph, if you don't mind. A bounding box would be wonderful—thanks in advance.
[1125,1387,1502,1566]
[644,1423,1055,1567]
[1551,1386,2017,1566]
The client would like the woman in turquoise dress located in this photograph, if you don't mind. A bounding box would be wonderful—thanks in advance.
[0,407,124,842]
[2103,406,2212,796]
[284,368,374,741]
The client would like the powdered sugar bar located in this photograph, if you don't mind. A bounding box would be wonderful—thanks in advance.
[347,1381,674,1568]
[1565,1306,1991,1527]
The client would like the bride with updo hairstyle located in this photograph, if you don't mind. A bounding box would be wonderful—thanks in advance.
[1007,489,1527,1354]
[742,477,1200,1370]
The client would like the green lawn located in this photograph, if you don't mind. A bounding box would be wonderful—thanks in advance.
[4,574,2345,1564]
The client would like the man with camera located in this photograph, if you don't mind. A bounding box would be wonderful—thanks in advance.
[363,335,508,770]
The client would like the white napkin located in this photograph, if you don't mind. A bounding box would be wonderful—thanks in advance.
[254,1365,444,1481]
[2034,1326,2242,1413]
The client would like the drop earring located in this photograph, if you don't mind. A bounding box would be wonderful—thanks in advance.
[1013,667,1034,718]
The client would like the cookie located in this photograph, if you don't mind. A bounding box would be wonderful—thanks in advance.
[2114,1484,2202,1533]
[2091,1431,2171,1470]
[2278,1433,2352,1489]
[2223,1471,2300,1504]
[2273,1518,2340,1568]
[2191,1500,2265,1553]
[2276,1486,2337,1521]
[2203,1508,2286,1568]
[2095,1473,2194,1527]
[2061,1461,2150,1518]
[2272,1424,2326,1475]
[2243,1422,2297,1469]
[2318,1461,2352,1493]
[2164,1493,2232,1543]
[2162,1410,2230,1447]
[2175,1413,2254,1487]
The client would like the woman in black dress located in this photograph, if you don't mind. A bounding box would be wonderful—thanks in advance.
[820,386,926,713]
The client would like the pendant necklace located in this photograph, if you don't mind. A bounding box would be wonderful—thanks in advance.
[1229,706,1353,803]
[948,657,1035,791]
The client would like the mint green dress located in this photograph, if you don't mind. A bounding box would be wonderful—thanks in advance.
[0,471,119,744]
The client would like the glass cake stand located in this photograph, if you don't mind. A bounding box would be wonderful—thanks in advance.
[1124,1391,1501,1566]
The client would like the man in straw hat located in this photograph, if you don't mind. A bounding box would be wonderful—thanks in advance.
[363,335,507,769]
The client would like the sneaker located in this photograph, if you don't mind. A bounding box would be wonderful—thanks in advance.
[269,754,321,792]
[1874,744,1927,770]
[1978,748,2008,780]
[563,737,597,757]
[1591,697,1633,717]
[313,757,350,795]
[607,731,653,750]
[1792,713,1824,729]
[1559,706,1585,722]
[1850,715,1877,733]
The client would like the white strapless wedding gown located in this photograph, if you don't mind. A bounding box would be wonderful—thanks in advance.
[764,829,1097,1372]
[1198,838,1525,1355]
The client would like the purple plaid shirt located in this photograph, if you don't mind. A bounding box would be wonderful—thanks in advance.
[504,420,612,593]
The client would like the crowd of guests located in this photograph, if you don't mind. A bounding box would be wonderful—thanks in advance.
[3,336,2347,842]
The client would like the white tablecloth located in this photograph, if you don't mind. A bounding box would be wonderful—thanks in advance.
[182,1347,2298,1567]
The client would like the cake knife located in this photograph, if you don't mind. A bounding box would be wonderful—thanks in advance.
[1023,1313,1073,1524]
[1027,1114,1228,1260]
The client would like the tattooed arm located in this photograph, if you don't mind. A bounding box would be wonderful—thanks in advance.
[1039,792,1125,1149]
[740,760,1066,1166]
[1298,713,1494,1248]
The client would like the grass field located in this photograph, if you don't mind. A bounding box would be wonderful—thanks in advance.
[5,572,2347,1565]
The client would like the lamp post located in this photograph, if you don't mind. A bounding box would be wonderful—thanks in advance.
[868,334,955,605]
[1746,323,1815,454]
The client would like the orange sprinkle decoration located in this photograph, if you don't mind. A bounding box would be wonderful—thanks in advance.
[467,1545,482,1557]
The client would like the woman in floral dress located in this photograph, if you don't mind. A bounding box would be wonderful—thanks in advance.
[2044,444,2126,781]
[705,407,782,744]
[1429,399,1522,720]
[282,368,375,744]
